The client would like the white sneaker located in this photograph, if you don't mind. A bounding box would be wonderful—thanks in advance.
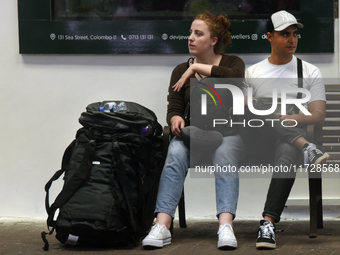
[142,223,171,248]
[217,223,237,249]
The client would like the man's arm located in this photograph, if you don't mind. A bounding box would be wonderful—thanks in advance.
[279,100,326,127]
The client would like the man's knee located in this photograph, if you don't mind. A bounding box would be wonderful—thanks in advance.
[275,142,300,164]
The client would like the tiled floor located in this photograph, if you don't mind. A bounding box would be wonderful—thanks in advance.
[1,216,340,255]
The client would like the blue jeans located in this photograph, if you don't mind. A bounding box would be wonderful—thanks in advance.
[155,134,246,219]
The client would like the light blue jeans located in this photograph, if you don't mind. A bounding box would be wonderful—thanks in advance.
[155,134,246,219]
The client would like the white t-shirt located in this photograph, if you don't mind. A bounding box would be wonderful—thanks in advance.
[243,55,326,104]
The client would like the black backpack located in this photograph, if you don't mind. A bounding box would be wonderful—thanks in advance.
[41,101,164,250]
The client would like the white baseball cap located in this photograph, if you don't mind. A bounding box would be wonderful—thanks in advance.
[267,10,303,32]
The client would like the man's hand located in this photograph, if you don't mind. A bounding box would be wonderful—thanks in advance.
[170,116,185,137]
[276,113,302,126]
[276,100,326,127]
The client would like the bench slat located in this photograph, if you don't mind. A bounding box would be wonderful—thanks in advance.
[326,104,340,110]
[320,136,340,143]
[326,94,340,100]
[323,145,340,152]
[325,84,340,92]
[326,111,340,117]
[324,120,340,126]
[321,131,340,136]
[328,154,340,160]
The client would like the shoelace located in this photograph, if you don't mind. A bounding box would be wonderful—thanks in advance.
[217,223,233,237]
[304,149,311,165]
[259,223,275,240]
[149,224,162,237]
[304,143,321,165]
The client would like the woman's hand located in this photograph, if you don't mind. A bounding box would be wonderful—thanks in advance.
[170,116,185,137]
[172,63,214,92]
[172,67,194,92]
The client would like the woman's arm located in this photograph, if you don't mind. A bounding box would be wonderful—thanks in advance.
[166,63,189,128]
[172,63,213,92]
[211,55,245,78]
[172,55,245,91]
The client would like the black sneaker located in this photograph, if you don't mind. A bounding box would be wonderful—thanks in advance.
[256,220,276,249]
[303,143,330,166]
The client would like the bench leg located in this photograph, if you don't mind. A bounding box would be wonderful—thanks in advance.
[178,189,187,228]
[315,178,323,229]
[170,218,174,234]
[309,173,323,238]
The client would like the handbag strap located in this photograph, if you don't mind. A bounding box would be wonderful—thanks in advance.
[183,57,199,121]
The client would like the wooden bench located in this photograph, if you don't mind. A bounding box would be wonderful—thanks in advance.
[162,84,340,238]
[320,84,340,164]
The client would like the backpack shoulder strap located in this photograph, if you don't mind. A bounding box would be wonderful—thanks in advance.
[42,139,95,251]
[297,57,303,99]
[46,140,96,228]
[44,140,76,214]
[183,57,198,123]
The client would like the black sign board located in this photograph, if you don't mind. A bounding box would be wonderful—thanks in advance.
[18,0,334,54]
